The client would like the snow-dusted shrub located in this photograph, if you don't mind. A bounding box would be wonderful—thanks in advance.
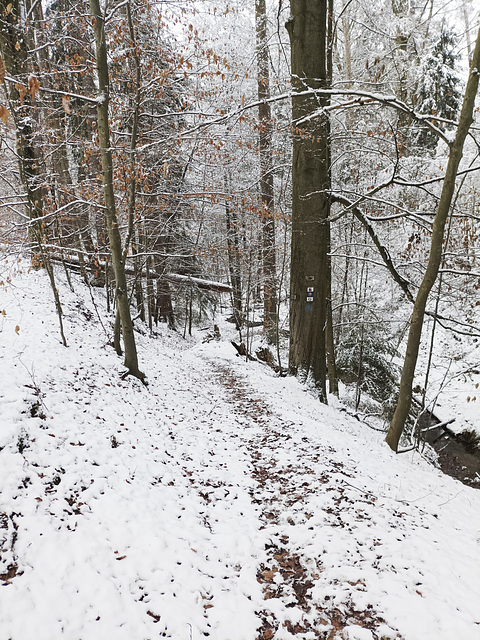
[336,325,400,416]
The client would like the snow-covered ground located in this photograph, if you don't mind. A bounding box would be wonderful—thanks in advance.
[1,259,480,640]
[415,315,480,437]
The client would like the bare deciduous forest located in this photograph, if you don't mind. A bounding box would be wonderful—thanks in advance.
[1,1,480,638]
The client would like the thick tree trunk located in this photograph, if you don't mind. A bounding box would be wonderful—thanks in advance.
[286,0,330,401]
[0,0,67,346]
[386,27,480,451]
[0,0,44,253]
[89,0,144,381]
[255,0,278,343]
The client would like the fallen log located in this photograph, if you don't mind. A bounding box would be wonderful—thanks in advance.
[49,254,232,294]
[162,273,232,293]
[231,341,258,362]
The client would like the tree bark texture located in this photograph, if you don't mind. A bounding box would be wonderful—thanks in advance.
[0,0,44,250]
[286,0,330,401]
[0,1,67,346]
[255,0,278,342]
[225,176,244,332]
[325,0,337,395]
[89,0,144,380]
[386,26,480,451]
[123,0,145,322]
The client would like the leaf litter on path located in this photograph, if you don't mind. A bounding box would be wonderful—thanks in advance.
[1,263,479,640]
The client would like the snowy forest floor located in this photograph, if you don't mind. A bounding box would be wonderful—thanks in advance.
[1,259,480,640]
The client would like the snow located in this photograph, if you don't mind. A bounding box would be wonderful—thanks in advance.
[1,258,480,640]
[415,315,480,438]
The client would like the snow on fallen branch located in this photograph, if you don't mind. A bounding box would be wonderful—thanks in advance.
[51,254,232,293]
[161,272,232,293]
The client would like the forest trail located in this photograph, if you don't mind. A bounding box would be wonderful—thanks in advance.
[209,359,403,640]
[2,268,480,640]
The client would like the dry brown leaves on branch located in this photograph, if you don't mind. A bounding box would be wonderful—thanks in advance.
[28,76,40,101]
[0,105,8,124]
[62,95,71,114]
[15,83,27,104]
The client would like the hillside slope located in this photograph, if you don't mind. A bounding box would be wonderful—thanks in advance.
[1,260,479,640]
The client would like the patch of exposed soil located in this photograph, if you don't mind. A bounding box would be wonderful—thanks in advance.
[420,419,480,489]
[433,433,480,488]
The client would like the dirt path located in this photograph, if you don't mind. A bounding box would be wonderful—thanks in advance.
[212,362,403,640]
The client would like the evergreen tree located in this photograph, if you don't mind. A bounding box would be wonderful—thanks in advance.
[413,27,462,151]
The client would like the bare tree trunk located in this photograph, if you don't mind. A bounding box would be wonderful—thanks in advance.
[146,256,154,331]
[462,0,472,62]
[123,0,145,323]
[326,247,338,394]
[286,0,330,402]
[325,0,337,395]
[386,27,480,451]
[0,0,44,255]
[255,0,278,343]
[342,0,353,89]
[89,0,144,381]
[0,0,67,346]
[225,175,243,332]
[392,0,412,154]
[156,276,175,329]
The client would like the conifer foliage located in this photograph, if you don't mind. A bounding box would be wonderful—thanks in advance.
[414,27,462,150]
